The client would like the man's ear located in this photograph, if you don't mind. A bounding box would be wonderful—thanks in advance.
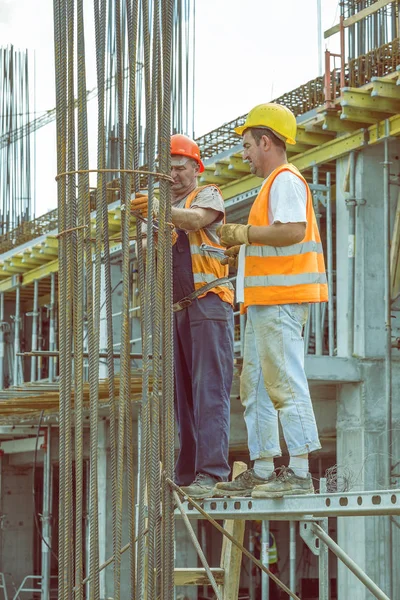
[261,134,272,152]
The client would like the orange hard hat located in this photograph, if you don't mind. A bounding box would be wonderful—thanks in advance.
[170,134,204,173]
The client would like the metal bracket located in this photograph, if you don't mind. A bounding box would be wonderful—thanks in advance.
[299,520,320,556]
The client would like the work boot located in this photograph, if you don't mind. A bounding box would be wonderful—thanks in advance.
[252,467,314,499]
[180,473,219,500]
[213,468,275,498]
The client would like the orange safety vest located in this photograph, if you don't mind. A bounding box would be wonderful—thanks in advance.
[243,164,328,309]
[184,185,234,306]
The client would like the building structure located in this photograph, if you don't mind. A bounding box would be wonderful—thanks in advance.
[0,1,400,599]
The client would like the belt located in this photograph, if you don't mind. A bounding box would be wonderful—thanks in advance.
[172,277,230,312]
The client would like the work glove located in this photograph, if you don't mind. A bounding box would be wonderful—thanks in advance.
[130,193,159,218]
[220,245,241,269]
[216,223,251,247]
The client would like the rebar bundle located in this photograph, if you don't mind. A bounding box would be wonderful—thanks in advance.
[53,0,192,597]
[0,46,34,236]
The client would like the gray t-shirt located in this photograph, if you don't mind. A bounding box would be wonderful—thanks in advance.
[172,185,225,244]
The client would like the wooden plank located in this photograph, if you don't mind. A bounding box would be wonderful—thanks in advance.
[390,188,400,300]
[174,568,225,586]
[220,461,247,600]
[324,0,393,39]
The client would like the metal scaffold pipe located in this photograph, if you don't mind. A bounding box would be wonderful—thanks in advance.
[312,523,390,600]
[13,283,21,386]
[30,279,39,382]
[48,273,56,382]
[41,426,52,600]
[346,151,356,356]
[0,293,4,390]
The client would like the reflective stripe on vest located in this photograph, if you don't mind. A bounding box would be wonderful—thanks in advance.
[194,272,230,285]
[245,272,327,287]
[244,164,328,308]
[245,240,323,257]
[184,186,234,305]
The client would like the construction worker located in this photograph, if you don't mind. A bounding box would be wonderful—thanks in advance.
[131,134,234,499]
[214,103,328,499]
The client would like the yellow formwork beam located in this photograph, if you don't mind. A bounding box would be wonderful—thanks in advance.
[371,77,400,100]
[41,235,58,250]
[31,249,52,263]
[227,156,250,173]
[21,259,59,286]
[322,114,362,133]
[215,163,242,180]
[0,259,59,293]
[108,218,121,232]
[341,105,391,124]
[3,257,31,274]
[21,252,49,266]
[221,174,262,199]
[40,244,58,257]
[200,170,228,185]
[341,87,400,115]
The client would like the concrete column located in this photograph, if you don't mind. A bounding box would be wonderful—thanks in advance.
[335,141,400,599]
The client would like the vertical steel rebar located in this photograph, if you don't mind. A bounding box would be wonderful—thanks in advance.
[74,0,89,596]
[161,1,175,597]
[53,0,68,595]
[65,0,76,593]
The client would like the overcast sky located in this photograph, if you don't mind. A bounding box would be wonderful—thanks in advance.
[0,0,340,216]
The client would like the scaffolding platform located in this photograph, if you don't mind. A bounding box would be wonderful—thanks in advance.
[178,489,400,520]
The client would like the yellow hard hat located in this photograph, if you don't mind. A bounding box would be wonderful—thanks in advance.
[234,103,297,145]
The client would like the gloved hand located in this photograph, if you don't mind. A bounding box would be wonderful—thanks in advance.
[220,245,241,269]
[216,223,252,247]
[130,193,159,218]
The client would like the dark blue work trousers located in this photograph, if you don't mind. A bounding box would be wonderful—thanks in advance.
[173,229,234,485]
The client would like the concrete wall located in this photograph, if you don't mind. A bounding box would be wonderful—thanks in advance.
[0,457,34,597]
